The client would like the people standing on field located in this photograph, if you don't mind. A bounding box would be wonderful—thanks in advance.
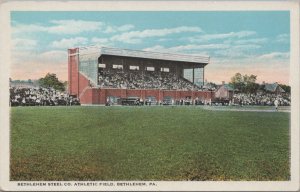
[274,98,279,111]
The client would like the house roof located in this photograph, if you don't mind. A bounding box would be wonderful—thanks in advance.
[264,83,285,93]
[223,84,234,91]
[216,84,234,91]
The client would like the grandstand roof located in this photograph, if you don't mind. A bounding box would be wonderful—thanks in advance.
[78,46,210,65]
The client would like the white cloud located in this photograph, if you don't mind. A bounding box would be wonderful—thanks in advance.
[144,43,261,60]
[12,38,37,50]
[111,26,202,44]
[143,41,262,59]
[210,51,290,69]
[51,37,88,49]
[47,20,104,34]
[189,31,257,43]
[169,44,230,52]
[39,50,67,64]
[143,44,228,56]
[118,24,135,32]
[12,20,134,36]
[232,44,261,50]
[195,49,289,83]
[103,26,115,33]
[91,37,109,44]
[143,45,168,52]
[143,44,228,53]
[13,20,104,35]
[276,33,289,43]
[90,37,113,47]
[258,52,290,60]
[205,43,260,58]
[145,45,211,56]
[234,38,268,45]
[104,24,135,33]
[157,38,170,42]
[12,23,46,34]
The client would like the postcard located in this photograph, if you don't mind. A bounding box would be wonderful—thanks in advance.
[0,0,299,191]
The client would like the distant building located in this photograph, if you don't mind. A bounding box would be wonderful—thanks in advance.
[10,80,39,88]
[215,81,234,99]
[263,82,285,94]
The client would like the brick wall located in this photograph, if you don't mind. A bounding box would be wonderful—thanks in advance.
[79,88,214,105]
[215,85,232,99]
[78,73,90,95]
[68,48,79,96]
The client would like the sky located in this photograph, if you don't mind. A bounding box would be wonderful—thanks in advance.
[11,11,290,85]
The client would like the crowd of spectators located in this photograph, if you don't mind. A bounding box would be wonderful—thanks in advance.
[10,87,80,107]
[98,69,200,90]
[231,93,291,106]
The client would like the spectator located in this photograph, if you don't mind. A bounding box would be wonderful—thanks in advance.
[231,93,290,106]
[98,68,200,90]
[9,87,80,107]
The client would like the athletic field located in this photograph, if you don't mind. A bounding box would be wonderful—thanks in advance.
[10,106,290,181]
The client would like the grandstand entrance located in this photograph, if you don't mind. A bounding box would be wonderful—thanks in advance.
[163,96,173,105]
[145,96,157,105]
[107,96,120,105]
[185,96,192,105]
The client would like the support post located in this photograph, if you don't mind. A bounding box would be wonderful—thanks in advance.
[192,67,195,84]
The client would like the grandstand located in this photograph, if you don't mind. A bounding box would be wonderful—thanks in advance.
[68,46,213,105]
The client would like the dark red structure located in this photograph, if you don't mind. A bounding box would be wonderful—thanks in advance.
[68,46,214,105]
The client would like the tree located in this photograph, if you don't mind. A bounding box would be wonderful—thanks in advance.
[230,73,244,91]
[38,73,65,91]
[246,82,260,93]
[230,73,258,93]
[244,74,258,93]
[279,84,290,93]
[63,81,68,91]
[206,82,217,90]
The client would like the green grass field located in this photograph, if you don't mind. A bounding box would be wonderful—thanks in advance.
[10,106,290,181]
